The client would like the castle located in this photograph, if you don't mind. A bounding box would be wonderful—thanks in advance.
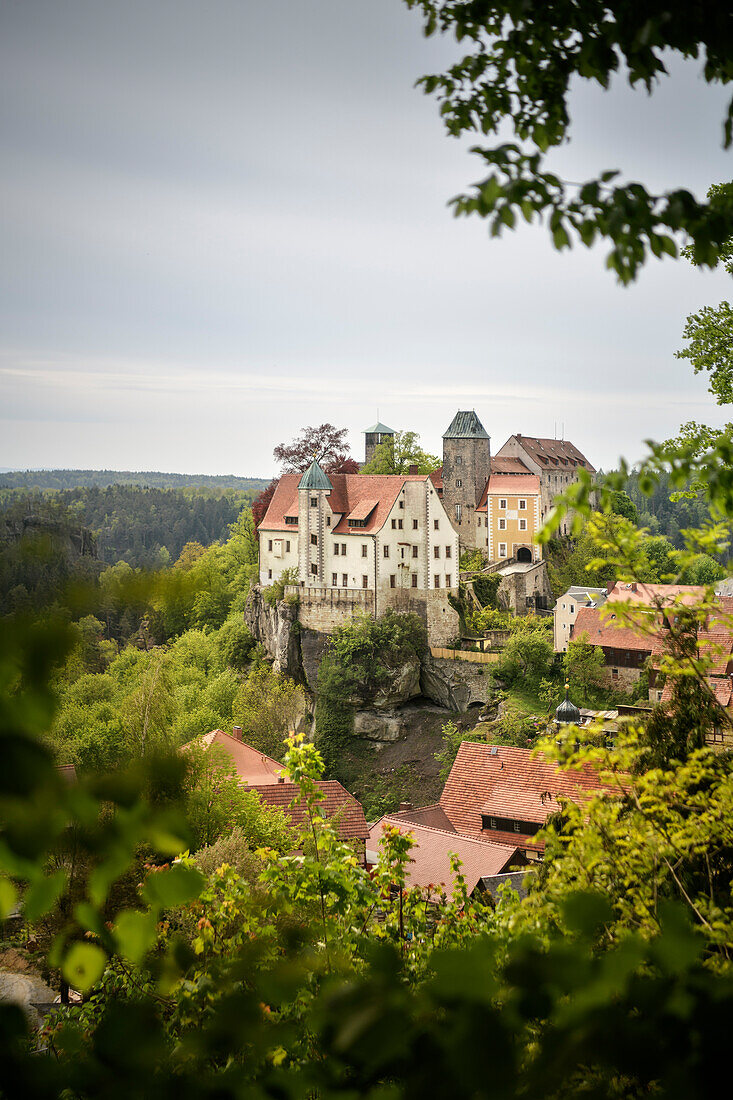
[257,410,594,645]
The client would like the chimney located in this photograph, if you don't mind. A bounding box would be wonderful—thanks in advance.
[408,464,419,475]
[232,725,243,741]
[398,801,413,813]
[278,775,286,784]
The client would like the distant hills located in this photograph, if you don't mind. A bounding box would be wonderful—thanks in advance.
[0,469,270,492]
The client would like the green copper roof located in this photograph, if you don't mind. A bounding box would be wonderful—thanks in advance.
[443,410,489,439]
[298,458,332,491]
[364,421,395,435]
[555,690,581,725]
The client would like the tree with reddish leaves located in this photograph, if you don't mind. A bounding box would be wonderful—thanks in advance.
[273,424,352,473]
[326,454,359,475]
[252,478,278,530]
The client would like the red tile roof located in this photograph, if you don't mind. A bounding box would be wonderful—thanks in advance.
[259,473,432,535]
[502,435,595,472]
[476,473,540,511]
[439,743,617,846]
[491,457,532,475]
[572,606,659,653]
[367,815,520,897]
[188,729,286,784]
[430,466,443,492]
[660,676,733,708]
[251,780,370,841]
[386,803,455,831]
[606,582,706,607]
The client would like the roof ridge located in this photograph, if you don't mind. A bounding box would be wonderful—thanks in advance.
[381,815,517,851]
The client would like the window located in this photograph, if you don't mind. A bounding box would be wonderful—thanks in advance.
[519,499,527,510]
[499,543,507,557]
[456,455,462,465]
[454,504,462,524]
[311,497,318,507]
[268,540,273,551]
[342,573,348,587]
[412,546,418,558]
[499,498,507,509]
[362,574,368,588]
[332,573,337,586]
[569,604,574,613]
[285,515,298,525]
[398,519,403,530]
[334,543,340,555]
[390,575,396,588]
[326,516,331,526]
[310,534,317,545]
[399,500,404,509]
[286,541,290,552]
[268,569,272,579]
[434,546,440,558]
[361,544,368,558]
[411,574,418,588]
[341,543,346,555]
[513,822,521,833]
[310,564,317,575]
[498,518,506,530]
[434,574,441,588]
[391,519,397,529]
[383,545,389,558]
[489,817,497,829]
[413,519,418,530]
[456,479,462,488]
[612,668,619,681]
[446,574,451,588]
[434,519,439,530]
[519,518,527,531]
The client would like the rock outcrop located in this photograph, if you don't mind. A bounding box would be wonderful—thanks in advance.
[244,586,302,677]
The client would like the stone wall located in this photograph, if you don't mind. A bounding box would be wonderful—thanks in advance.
[497,561,553,614]
[290,586,375,634]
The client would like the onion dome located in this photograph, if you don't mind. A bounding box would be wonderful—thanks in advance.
[555,683,581,725]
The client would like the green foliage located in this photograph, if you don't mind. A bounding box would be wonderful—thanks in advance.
[317,610,427,705]
[263,565,299,605]
[458,547,486,573]
[232,664,306,761]
[563,635,608,708]
[314,696,354,776]
[608,489,638,524]
[496,629,553,685]
[361,429,440,474]
[404,2,733,282]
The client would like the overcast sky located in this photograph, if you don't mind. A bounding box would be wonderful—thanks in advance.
[2,0,732,477]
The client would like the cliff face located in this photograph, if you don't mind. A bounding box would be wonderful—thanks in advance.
[244,586,490,720]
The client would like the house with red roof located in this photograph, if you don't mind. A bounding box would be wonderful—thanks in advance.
[366,814,526,899]
[569,583,733,726]
[258,454,461,645]
[187,726,370,854]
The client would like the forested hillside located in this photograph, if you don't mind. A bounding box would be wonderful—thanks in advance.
[0,468,269,491]
[608,467,717,546]
[0,486,257,570]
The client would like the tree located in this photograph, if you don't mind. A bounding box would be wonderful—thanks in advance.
[500,629,553,683]
[404,1,733,282]
[607,490,638,525]
[361,429,440,474]
[274,424,352,473]
[232,665,306,761]
[564,635,607,707]
[678,552,726,585]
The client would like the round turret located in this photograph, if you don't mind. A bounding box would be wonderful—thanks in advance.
[555,683,581,725]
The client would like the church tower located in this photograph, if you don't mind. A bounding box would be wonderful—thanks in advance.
[441,410,491,548]
[298,457,332,586]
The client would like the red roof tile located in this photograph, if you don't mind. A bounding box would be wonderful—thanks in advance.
[606,582,706,607]
[186,730,285,784]
[251,780,369,841]
[259,473,433,535]
[439,743,617,842]
[572,607,659,653]
[660,676,733,708]
[491,457,532,475]
[386,803,455,831]
[367,815,520,897]
[477,473,540,511]
[502,436,595,472]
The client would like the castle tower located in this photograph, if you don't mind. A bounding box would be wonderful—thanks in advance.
[363,420,395,466]
[298,457,332,586]
[441,410,491,548]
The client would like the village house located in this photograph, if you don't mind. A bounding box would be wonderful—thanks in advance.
[569,583,733,746]
[188,727,370,853]
[553,585,609,653]
[373,734,619,883]
[257,455,461,645]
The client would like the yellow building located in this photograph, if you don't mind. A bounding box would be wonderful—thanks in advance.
[476,474,542,563]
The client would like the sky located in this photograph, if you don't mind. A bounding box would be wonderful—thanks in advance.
[2,0,732,477]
